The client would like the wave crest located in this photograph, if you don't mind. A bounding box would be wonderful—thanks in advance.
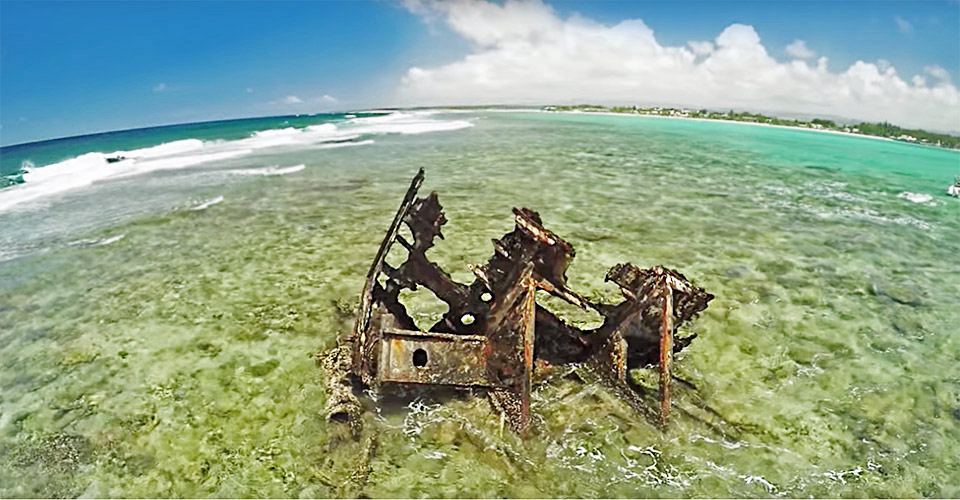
[897,191,934,204]
[0,112,472,212]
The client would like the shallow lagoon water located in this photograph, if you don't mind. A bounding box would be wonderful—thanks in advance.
[0,111,958,497]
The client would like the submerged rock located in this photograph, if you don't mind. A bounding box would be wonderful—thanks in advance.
[724,265,750,278]
[249,358,280,377]
[869,283,923,307]
[14,433,92,474]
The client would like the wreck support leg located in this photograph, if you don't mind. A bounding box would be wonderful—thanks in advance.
[659,290,674,422]
[519,274,536,431]
[486,264,537,435]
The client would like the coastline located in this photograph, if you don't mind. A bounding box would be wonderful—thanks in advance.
[560,109,897,143]
[444,107,960,152]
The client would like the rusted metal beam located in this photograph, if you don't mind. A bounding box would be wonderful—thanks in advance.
[353,168,425,379]
[484,263,537,433]
[659,289,675,422]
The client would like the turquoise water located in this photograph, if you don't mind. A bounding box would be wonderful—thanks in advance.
[0,111,958,497]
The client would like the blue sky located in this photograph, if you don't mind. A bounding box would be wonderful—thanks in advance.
[1,0,958,145]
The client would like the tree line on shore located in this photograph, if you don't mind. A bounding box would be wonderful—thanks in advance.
[542,105,960,150]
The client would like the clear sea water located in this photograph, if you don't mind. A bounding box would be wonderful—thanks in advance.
[0,110,958,498]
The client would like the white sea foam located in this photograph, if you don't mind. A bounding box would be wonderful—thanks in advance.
[739,474,779,494]
[0,142,248,212]
[822,466,863,484]
[774,198,933,230]
[316,139,375,149]
[897,191,934,204]
[0,111,472,213]
[346,111,474,135]
[124,138,205,159]
[68,233,126,248]
[191,196,224,211]
[99,234,126,245]
[804,180,863,203]
[229,164,306,177]
[830,206,932,229]
[304,123,338,134]
[765,185,792,197]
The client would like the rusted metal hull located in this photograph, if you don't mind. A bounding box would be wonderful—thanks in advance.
[318,169,714,434]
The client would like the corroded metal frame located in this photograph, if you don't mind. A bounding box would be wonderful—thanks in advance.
[318,169,714,434]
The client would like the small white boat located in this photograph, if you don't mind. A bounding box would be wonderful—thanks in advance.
[947,175,960,198]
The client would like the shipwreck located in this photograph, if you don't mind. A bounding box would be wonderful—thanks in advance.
[318,169,714,435]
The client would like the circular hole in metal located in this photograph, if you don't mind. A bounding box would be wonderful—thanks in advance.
[460,313,475,325]
[413,348,428,368]
[329,412,351,423]
[480,292,493,302]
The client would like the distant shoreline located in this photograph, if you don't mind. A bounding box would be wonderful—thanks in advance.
[556,109,897,144]
[440,105,960,152]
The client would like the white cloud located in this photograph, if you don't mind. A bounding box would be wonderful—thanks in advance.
[895,15,913,34]
[688,41,714,56]
[320,94,338,103]
[398,0,960,132]
[153,83,167,92]
[785,39,815,59]
[247,87,254,93]
[924,65,952,84]
[282,95,303,104]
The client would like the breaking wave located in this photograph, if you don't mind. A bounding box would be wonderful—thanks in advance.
[897,191,934,204]
[0,111,473,212]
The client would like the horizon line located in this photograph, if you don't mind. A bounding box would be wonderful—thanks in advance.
[2,104,957,149]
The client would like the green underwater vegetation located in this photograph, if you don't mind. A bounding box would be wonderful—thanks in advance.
[0,111,958,497]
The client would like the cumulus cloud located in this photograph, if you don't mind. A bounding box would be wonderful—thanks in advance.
[320,94,338,103]
[153,83,167,92]
[688,41,714,56]
[282,95,303,104]
[785,39,815,59]
[895,15,913,34]
[398,0,960,132]
[924,65,952,84]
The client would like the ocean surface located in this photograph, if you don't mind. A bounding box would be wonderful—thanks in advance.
[0,110,958,498]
